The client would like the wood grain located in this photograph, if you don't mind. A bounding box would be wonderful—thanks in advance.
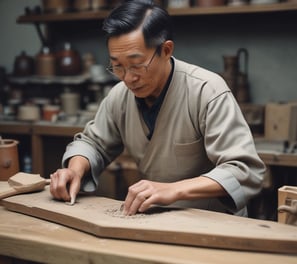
[1,208,296,264]
[2,187,297,254]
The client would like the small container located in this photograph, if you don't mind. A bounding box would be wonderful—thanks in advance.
[56,42,82,76]
[168,0,191,8]
[60,91,80,115]
[42,0,71,13]
[35,46,56,76]
[13,51,34,77]
[0,139,19,181]
[197,0,226,7]
[18,104,40,121]
[43,105,60,121]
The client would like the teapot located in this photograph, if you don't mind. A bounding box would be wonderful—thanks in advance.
[13,51,34,77]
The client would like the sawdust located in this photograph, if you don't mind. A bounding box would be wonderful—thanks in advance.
[104,206,149,219]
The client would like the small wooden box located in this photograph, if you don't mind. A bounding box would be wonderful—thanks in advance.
[265,102,297,142]
[278,185,297,224]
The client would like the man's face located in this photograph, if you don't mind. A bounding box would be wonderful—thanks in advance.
[108,30,170,99]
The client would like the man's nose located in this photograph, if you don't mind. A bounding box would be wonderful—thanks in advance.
[123,70,138,83]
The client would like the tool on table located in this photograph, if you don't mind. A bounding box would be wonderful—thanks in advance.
[0,172,50,200]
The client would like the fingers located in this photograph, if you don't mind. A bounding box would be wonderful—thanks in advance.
[50,169,80,202]
[124,180,154,215]
[68,176,81,205]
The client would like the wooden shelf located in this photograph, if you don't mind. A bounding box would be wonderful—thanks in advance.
[17,2,297,23]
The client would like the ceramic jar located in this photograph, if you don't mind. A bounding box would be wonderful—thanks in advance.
[60,90,80,115]
[43,105,60,121]
[197,0,226,7]
[0,139,19,181]
[168,0,191,8]
[56,43,82,76]
[13,51,34,77]
[42,0,71,13]
[35,46,56,76]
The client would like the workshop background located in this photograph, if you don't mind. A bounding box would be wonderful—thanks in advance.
[0,0,296,222]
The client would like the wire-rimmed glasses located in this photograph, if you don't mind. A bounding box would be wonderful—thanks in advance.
[106,47,159,80]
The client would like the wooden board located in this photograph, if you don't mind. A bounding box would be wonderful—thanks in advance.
[1,208,297,264]
[2,187,297,254]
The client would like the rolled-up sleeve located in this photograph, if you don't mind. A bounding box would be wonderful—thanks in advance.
[201,91,265,212]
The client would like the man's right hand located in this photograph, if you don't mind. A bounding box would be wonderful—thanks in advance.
[50,155,90,204]
[50,168,81,204]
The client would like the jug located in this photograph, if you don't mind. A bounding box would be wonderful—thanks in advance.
[0,138,20,181]
[221,48,250,103]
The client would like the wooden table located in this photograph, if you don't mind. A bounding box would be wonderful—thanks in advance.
[0,206,296,264]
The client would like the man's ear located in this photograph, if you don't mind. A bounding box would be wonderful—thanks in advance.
[162,40,174,59]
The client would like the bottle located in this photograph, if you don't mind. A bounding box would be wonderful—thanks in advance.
[23,153,32,173]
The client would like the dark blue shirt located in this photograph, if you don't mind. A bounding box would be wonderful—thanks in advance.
[136,59,174,140]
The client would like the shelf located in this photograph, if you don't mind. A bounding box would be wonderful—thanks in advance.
[8,73,115,85]
[8,74,90,85]
[17,2,297,23]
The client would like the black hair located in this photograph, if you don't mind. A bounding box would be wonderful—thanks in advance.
[102,0,173,49]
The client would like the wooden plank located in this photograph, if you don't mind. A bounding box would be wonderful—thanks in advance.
[2,187,297,254]
[1,208,296,264]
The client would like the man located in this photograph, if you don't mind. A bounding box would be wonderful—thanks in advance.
[50,0,265,216]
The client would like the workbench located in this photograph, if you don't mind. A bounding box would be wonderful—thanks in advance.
[0,206,296,264]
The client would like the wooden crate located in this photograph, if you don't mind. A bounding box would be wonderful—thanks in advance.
[278,185,297,225]
[265,102,297,142]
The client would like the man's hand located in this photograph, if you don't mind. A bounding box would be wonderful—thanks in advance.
[123,176,228,215]
[123,180,178,215]
[50,155,90,204]
[50,168,81,204]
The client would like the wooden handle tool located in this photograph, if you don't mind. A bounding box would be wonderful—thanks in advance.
[0,172,50,200]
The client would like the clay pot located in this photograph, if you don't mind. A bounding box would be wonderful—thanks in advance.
[56,43,82,76]
[0,139,19,181]
[43,105,60,121]
[42,0,71,13]
[13,51,34,77]
[197,0,226,7]
[35,46,56,76]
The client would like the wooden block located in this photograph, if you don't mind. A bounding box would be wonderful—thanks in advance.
[278,185,297,224]
[265,102,297,142]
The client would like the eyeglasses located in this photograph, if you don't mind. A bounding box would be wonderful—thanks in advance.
[106,47,159,79]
